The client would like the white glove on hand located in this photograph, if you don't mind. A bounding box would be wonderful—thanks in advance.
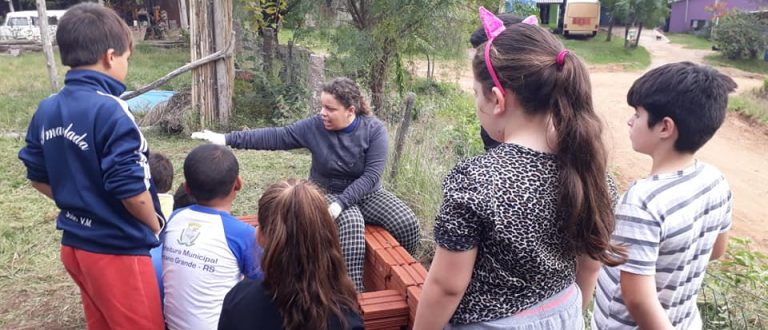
[191,130,226,145]
[328,202,342,220]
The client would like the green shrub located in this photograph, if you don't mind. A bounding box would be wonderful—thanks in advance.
[712,12,768,60]
[232,71,311,129]
[699,237,768,329]
[384,79,483,263]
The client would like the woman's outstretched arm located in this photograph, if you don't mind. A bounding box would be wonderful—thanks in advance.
[225,117,316,150]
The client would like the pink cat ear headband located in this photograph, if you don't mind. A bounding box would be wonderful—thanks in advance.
[479,7,570,95]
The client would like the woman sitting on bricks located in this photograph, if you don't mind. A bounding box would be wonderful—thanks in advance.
[191,77,420,291]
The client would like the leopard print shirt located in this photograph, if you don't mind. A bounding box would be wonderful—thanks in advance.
[434,143,576,325]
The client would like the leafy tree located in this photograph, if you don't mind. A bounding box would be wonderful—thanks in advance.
[618,0,668,48]
[504,0,538,17]
[316,0,468,114]
[712,11,768,59]
[242,0,312,45]
[602,0,622,41]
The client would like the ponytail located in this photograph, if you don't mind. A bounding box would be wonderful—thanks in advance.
[472,23,626,265]
[552,54,625,266]
[357,94,372,116]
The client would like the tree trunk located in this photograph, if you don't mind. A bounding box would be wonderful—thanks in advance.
[557,0,567,34]
[8,0,15,12]
[634,22,643,48]
[36,0,58,91]
[606,17,614,41]
[369,50,391,115]
[191,0,233,128]
[624,21,632,48]
[178,0,189,30]
[389,92,416,183]
[426,53,433,80]
[263,28,276,77]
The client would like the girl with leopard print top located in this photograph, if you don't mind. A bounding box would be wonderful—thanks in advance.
[413,9,626,330]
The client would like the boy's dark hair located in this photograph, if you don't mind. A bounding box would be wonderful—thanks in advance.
[627,62,737,153]
[183,144,239,202]
[173,183,197,210]
[57,3,133,67]
[148,153,173,193]
[469,13,523,47]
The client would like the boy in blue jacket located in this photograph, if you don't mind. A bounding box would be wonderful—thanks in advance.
[18,3,165,329]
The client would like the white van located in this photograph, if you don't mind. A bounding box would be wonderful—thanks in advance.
[0,10,67,42]
[563,0,600,37]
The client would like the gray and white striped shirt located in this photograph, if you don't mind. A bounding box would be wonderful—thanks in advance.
[592,161,732,329]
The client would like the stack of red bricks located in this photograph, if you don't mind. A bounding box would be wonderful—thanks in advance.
[237,214,259,227]
[237,217,425,329]
[360,225,426,329]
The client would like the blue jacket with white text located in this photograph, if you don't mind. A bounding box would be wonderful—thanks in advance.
[19,69,165,256]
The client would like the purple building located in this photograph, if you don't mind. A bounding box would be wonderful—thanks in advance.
[669,0,764,32]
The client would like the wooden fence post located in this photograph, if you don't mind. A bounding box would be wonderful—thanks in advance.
[389,93,416,183]
[190,0,233,128]
[36,0,58,91]
[178,0,189,30]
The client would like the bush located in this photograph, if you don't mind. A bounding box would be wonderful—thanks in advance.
[699,237,768,329]
[712,12,768,60]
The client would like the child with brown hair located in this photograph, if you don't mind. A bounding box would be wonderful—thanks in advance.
[218,178,363,330]
[18,3,165,328]
[414,8,625,329]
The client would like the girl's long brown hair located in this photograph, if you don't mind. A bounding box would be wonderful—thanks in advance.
[257,179,359,329]
[473,24,625,266]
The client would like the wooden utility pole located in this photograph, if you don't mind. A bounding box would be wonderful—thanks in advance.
[190,0,233,127]
[36,0,58,91]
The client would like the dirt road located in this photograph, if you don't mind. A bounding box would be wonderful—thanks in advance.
[418,32,768,250]
[597,32,768,250]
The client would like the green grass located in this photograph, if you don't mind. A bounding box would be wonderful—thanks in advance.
[666,33,713,50]
[729,91,768,125]
[382,80,487,263]
[0,131,312,328]
[706,54,768,75]
[560,32,651,71]
[0,43,189,131]
[280,28,334,55]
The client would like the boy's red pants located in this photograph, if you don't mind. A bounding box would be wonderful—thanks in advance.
[60,246,164,330]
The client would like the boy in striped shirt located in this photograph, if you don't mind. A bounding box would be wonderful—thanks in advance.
[592,62,737,329]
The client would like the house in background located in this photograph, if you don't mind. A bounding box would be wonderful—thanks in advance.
[668,0,763,32]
